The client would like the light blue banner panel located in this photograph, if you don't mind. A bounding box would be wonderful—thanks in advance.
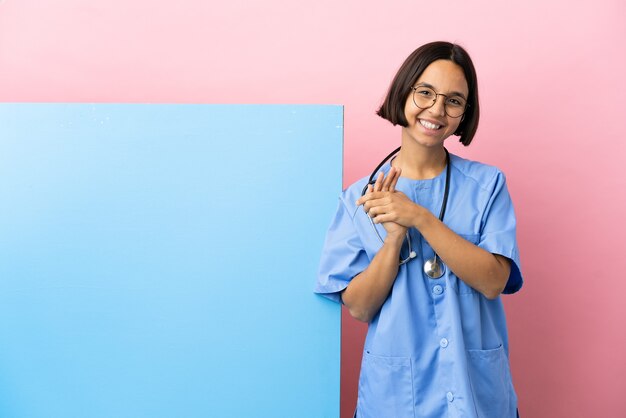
[0,104,342,418]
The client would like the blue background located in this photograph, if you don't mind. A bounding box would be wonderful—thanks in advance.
[0,104,342,417]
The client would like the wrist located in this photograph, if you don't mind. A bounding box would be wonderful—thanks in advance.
[412,205,430,229]
[384,231,405,246]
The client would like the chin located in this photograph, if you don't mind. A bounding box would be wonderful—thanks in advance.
[402,127,451,149]
[414,134,447,148]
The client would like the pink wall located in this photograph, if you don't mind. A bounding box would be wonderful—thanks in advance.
[2,1,625,417]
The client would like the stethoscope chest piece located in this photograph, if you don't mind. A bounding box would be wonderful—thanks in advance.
[424,256,445,279]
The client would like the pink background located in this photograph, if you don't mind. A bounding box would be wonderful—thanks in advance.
[1,1,625,417]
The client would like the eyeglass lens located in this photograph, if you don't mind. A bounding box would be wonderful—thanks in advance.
[412,86,467,118]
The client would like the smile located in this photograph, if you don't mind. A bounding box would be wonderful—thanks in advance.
[419,119,442,130]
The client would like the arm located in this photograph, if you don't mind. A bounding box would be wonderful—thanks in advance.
[358,186,510,300]
[341,232,404,322]
[342,168,407,322]
[412,207,510,299]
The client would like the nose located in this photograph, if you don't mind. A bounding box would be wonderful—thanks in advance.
[428,94,446,117]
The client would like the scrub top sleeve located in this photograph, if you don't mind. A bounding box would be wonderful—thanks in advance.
[314,197,369,303]
[479,172,523,294]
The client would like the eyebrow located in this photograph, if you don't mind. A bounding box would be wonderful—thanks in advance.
[415,82,468,100]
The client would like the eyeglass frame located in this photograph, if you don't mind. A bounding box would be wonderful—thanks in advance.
[410,84,470,119]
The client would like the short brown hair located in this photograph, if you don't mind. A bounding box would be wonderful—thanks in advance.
[377,41,480,146]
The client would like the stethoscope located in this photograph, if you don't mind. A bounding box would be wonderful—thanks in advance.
[360,147,451,279]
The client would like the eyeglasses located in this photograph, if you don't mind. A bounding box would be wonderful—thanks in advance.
[411,85,468,118]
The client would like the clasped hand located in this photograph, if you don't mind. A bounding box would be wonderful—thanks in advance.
[356,167,421,238]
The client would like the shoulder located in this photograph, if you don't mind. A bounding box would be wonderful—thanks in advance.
[450,153,507,192]
[338,175,371,218]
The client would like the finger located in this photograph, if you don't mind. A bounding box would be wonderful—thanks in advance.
[373,172,384,192]
[381,168,395,192]
[356,185,373,207]
[363,197,391,213]
[367,202,384,216]
[357,191,387,206]
[369,206,390,220]
[372,213,394,224]
[386,167,398,191]
[389,167,401,192]
[374,212,403,224]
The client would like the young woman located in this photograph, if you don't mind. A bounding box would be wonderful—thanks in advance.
[315,42,523,418]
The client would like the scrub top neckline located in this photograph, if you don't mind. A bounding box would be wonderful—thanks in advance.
[383,154,452,189]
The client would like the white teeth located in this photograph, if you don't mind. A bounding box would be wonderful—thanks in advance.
[420,119,441,130]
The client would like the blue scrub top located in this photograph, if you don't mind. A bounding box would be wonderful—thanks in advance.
[315,153,523,418]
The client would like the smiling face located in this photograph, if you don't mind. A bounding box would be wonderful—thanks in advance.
[402,59,469,149]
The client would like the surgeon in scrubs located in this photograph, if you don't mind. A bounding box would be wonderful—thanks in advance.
[315,41,523,418]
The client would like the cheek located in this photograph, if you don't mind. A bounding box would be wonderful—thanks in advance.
[403,100,414,121]
[446,118,462,133]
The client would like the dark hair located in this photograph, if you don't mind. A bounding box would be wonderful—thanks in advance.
[377,41,480,146]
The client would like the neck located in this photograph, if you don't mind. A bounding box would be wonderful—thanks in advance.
[392,140,447,180]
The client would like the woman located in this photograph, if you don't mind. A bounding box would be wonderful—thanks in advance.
[315,41,523,418]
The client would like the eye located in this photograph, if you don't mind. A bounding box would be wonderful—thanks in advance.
[446,97,465,107]
[416,89,434,97]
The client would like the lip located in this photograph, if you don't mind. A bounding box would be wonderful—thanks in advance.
[417,118,447,136]
[418,118,447,128]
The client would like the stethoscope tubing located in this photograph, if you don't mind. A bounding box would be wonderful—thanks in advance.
[360,147,451,274]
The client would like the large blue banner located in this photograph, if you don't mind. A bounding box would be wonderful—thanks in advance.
[0,104,342,418]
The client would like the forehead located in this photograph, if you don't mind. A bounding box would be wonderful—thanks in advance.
[416,59,468,95]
